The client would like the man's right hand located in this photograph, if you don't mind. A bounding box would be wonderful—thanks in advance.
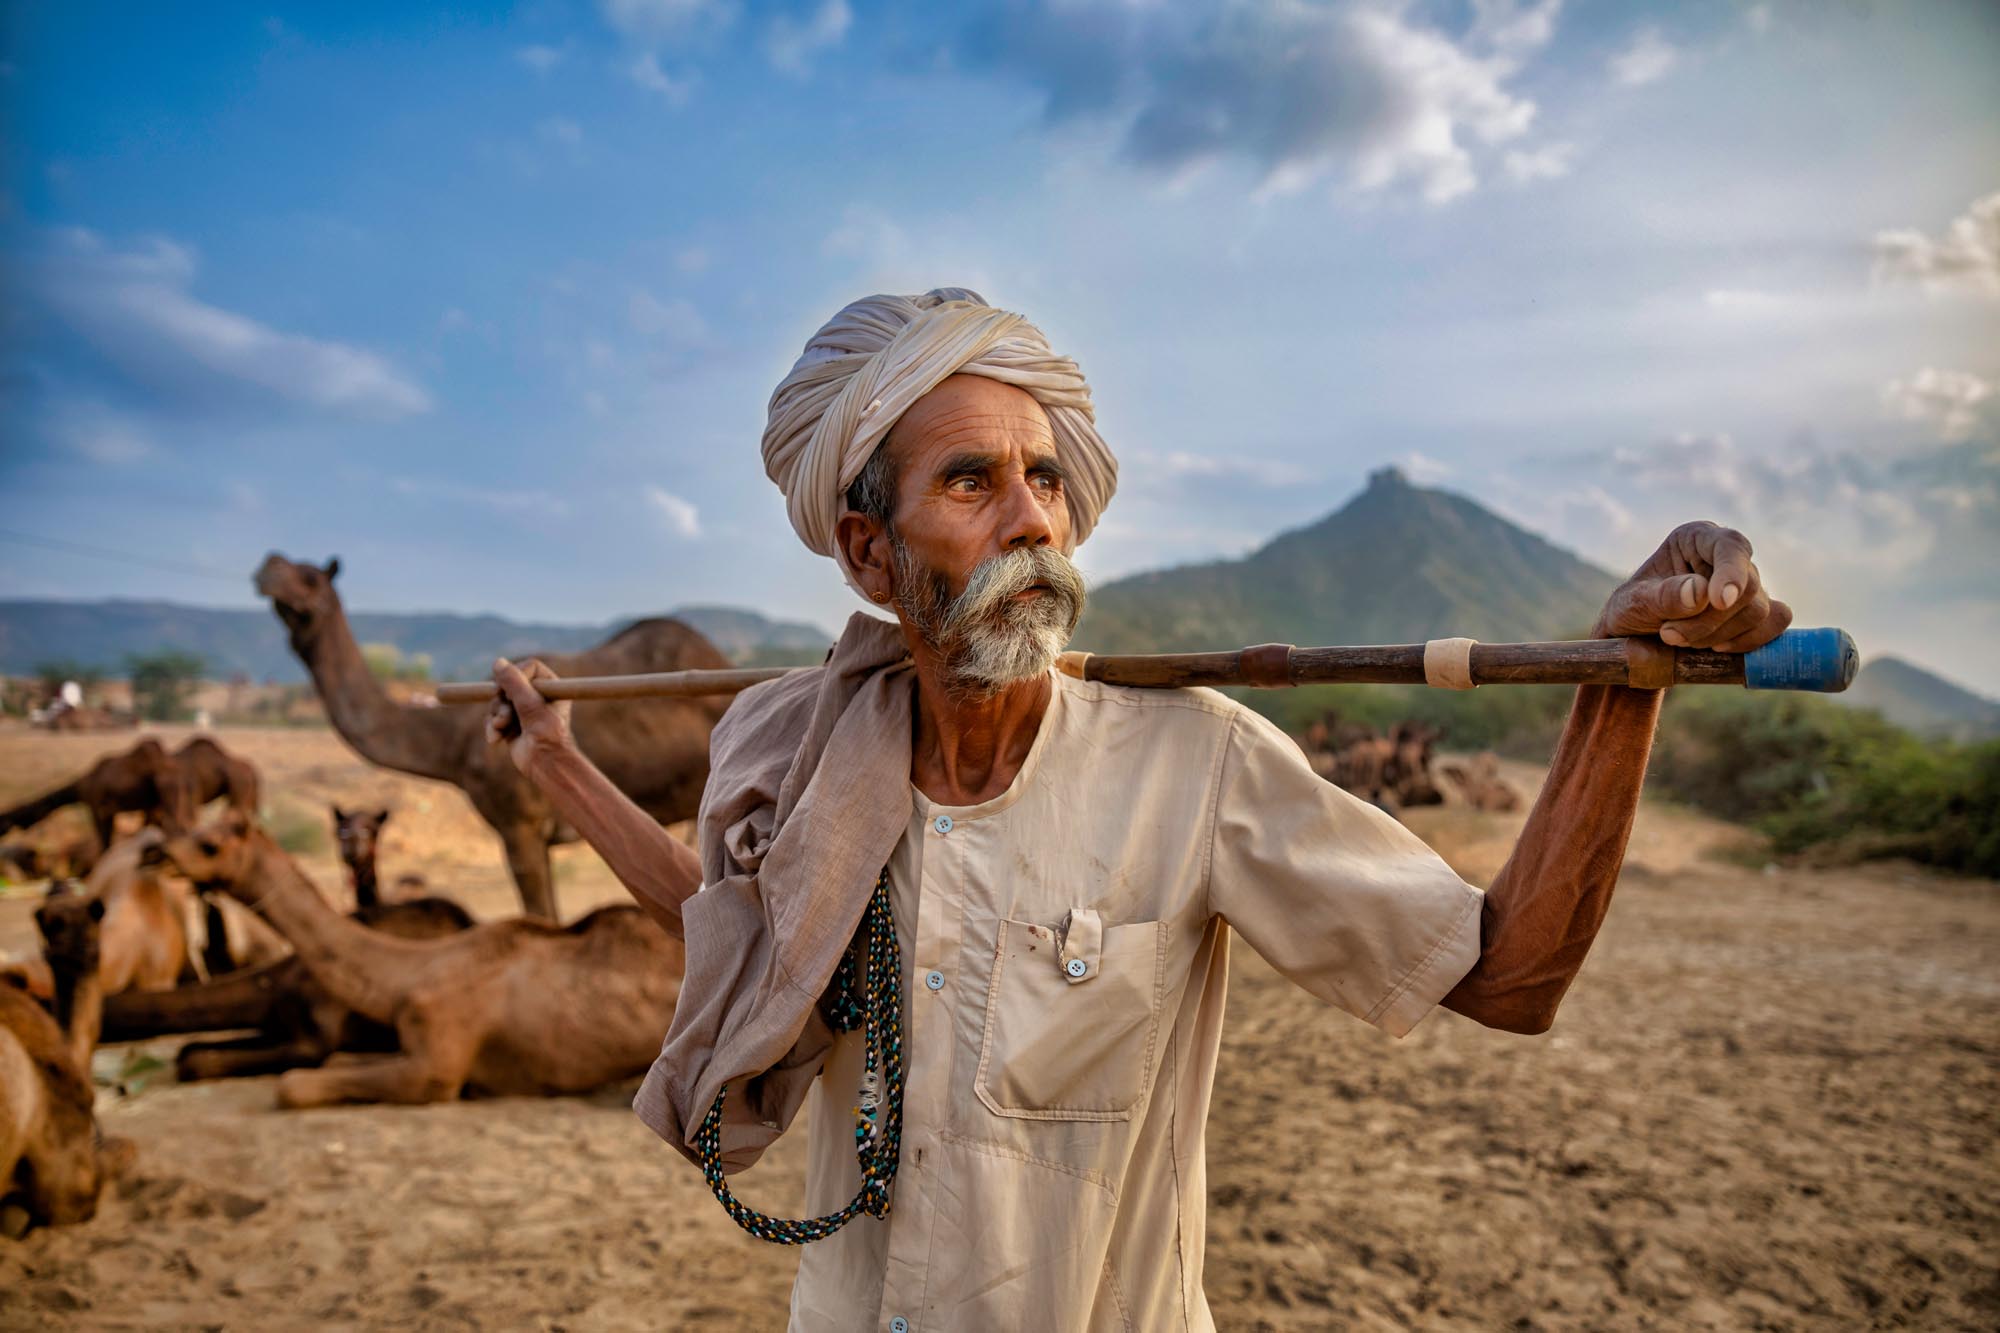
[486,657,574,779]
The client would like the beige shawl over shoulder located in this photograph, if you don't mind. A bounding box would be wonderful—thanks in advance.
[633,612,917,1169]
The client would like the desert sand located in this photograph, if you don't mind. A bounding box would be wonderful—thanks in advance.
[1,723,1994,1330]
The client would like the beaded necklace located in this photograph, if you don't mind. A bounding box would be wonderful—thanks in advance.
[695,868,906,1244]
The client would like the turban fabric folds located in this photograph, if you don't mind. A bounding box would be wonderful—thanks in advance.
[760,288,1119,596]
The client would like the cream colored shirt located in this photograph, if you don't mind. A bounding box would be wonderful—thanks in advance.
[786,671,1483,1332]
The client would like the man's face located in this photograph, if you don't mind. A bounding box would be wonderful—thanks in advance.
[875,374,1086,691]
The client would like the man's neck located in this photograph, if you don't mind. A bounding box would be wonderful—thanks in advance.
[907,650,1052,808]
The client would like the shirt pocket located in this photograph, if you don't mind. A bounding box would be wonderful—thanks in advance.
[974,915,1169,1122]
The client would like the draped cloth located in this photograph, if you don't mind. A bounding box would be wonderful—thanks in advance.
[633,612,918,1170]
[760,288,1119,599]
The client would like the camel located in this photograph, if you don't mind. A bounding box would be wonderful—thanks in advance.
[173,737,261,817]
[1,898,134,1234]
[0,832,199,1005]
[1438,752,1523,813]
[1299,717,1445,813]
[156,809,682,1107]
[256,553,731,919]
[104,884,475,1083]
[0,738,194,864]
[333,806,425,908]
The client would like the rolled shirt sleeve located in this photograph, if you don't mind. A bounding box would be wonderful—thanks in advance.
[1207,707,1484,1037]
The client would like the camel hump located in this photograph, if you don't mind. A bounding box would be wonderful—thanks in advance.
[553,617,733,676]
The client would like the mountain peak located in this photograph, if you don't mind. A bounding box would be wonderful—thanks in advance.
[1072,470,1618,654]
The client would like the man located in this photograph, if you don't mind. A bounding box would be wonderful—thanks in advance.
[487,289,1791,1331]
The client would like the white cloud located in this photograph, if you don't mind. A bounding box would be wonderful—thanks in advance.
[516,44,565,74]
[1468,0,1563,61]
[674,245,711,274]
[962,0,1555,206]
[1882,368,1994,443]
[628,290,708,345]
[628,51,694,101]
[1745,4,1773,35]
[46,399,154,465]
[1872,191,2000,297]
[1503,141,1574,184]
[1609,27,1678,87]
[29,229,430,419]
[645,484,703,538]
[765,0,852,76]
[1501,430,1999,676]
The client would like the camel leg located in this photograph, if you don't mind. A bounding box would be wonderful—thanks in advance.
[202,901,235,976]
[501,826,558,921]
[177,1033,331,1082]
[273,1006,472,1108]
[274,1052,467,1108]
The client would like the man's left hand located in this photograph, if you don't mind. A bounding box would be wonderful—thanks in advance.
[1593,521,1792,652]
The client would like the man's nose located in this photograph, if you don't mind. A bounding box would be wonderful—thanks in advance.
[998,474,1055,550]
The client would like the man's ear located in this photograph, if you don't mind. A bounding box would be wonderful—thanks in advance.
[836,511,896,606]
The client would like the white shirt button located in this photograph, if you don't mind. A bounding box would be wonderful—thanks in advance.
[932,814,953,834]
[925,969,944,991]
[890,1319,909,1333]
[1065,958,1088,978]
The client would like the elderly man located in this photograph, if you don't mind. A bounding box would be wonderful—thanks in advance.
[488,289,1791,1332]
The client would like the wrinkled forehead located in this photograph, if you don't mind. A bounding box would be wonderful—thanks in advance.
[883,374,1055,475]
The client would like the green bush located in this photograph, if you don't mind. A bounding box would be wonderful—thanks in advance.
[1247,675,1997,878]
[126,650,206,722]
[1649,689,2000,877]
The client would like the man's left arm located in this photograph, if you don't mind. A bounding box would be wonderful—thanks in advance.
[1441,521,1792,1033]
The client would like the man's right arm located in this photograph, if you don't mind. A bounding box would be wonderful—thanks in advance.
[487,657,703,935]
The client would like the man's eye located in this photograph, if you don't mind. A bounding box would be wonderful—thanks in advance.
[948,476,980,492]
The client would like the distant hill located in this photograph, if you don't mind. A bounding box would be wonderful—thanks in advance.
[1834,656,2000,741]
[0,599,833,683]
[1072,466,1620,653]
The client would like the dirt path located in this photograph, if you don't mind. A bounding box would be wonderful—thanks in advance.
[2,726,1995,1329]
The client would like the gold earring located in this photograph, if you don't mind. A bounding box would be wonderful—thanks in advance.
[871,590,890,604]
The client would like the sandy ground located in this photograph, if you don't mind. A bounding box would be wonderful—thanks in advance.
[1,724,1995,1330]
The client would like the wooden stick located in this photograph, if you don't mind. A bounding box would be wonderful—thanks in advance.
[433,628,1856,704]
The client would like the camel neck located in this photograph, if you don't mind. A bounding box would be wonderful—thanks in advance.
[235,836,419,1025]
[348,856,379,910]
[297,608,462,782]
[51,963,103,1071]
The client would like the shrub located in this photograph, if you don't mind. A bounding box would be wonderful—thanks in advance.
[126,650,206,722]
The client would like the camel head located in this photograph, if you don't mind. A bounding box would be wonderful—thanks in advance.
[150,808,259,898]
[332,806,389,871]
[255,553,343,642]
[34,880,105,982]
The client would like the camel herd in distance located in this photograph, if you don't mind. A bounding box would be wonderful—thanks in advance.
[0,550,1514,1237]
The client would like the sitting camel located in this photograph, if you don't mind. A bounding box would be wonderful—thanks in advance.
[257,553,733,919]
[0,738,194,866]
[105,886,474,1083]
[157,809,682,1107]
[1,899,134,1234]
[0,832,201,1004]
[333,806,426,909]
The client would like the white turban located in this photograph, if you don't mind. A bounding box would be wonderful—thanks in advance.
[761,288,1118,596]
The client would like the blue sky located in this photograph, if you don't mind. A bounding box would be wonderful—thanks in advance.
[3,1,1997,689]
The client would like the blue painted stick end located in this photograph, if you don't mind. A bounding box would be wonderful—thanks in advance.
[1742,627,1859,693]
